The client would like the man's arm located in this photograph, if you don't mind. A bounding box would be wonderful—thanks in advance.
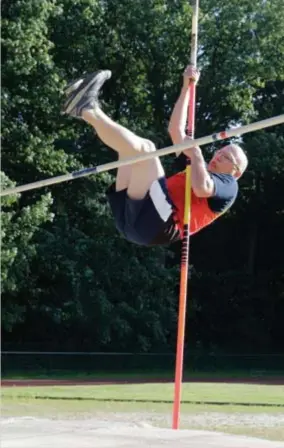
[184,146,215,198]
[168,65,200,154]
[168,85,190,146]
[168,66,214,197]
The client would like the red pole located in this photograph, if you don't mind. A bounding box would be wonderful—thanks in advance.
[172,0,199,430]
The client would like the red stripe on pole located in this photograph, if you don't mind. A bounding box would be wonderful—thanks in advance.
[172,223,190,430]
[220,131,228,139]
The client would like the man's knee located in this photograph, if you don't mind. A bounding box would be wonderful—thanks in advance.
[141,139,156,153]
[132,138,156,154]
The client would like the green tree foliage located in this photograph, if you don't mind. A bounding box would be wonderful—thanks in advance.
[1,0,284,354]
[1,0,180,351]
[186,0,284,354]
[1,172,54,331]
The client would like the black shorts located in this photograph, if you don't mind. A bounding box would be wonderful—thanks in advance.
[106,177,181,246]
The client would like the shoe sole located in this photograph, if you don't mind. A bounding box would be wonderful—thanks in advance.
[63,72,99,115]
[64,70,111,116]
[65,78,84,96]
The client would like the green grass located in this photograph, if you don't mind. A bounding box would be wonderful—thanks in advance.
[2,382,284,442]
[2,382,284,406]
[2,368,283,380]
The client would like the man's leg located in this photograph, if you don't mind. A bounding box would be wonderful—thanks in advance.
[81,108,146,192]
[126,152,165,200]
[115,165,132,192]
[63,70,165,198]
[81,109,165,199]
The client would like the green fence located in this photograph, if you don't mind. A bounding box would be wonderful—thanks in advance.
[1,351,284,377]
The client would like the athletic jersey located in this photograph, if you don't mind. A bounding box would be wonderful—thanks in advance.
[166,170,238,237]
[107,154,238,247]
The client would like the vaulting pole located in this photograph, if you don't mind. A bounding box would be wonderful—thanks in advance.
[172,0,199,430]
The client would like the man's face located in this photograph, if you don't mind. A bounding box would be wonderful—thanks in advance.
[208,146,240,176]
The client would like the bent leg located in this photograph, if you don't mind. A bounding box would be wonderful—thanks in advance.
[64,71,165,204]
[126,139,165,200]
[116,164,132,192]
[82,109,164,195]
[82,109,154,158]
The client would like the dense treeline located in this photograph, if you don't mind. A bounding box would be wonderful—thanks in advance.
[2,0,284,354]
